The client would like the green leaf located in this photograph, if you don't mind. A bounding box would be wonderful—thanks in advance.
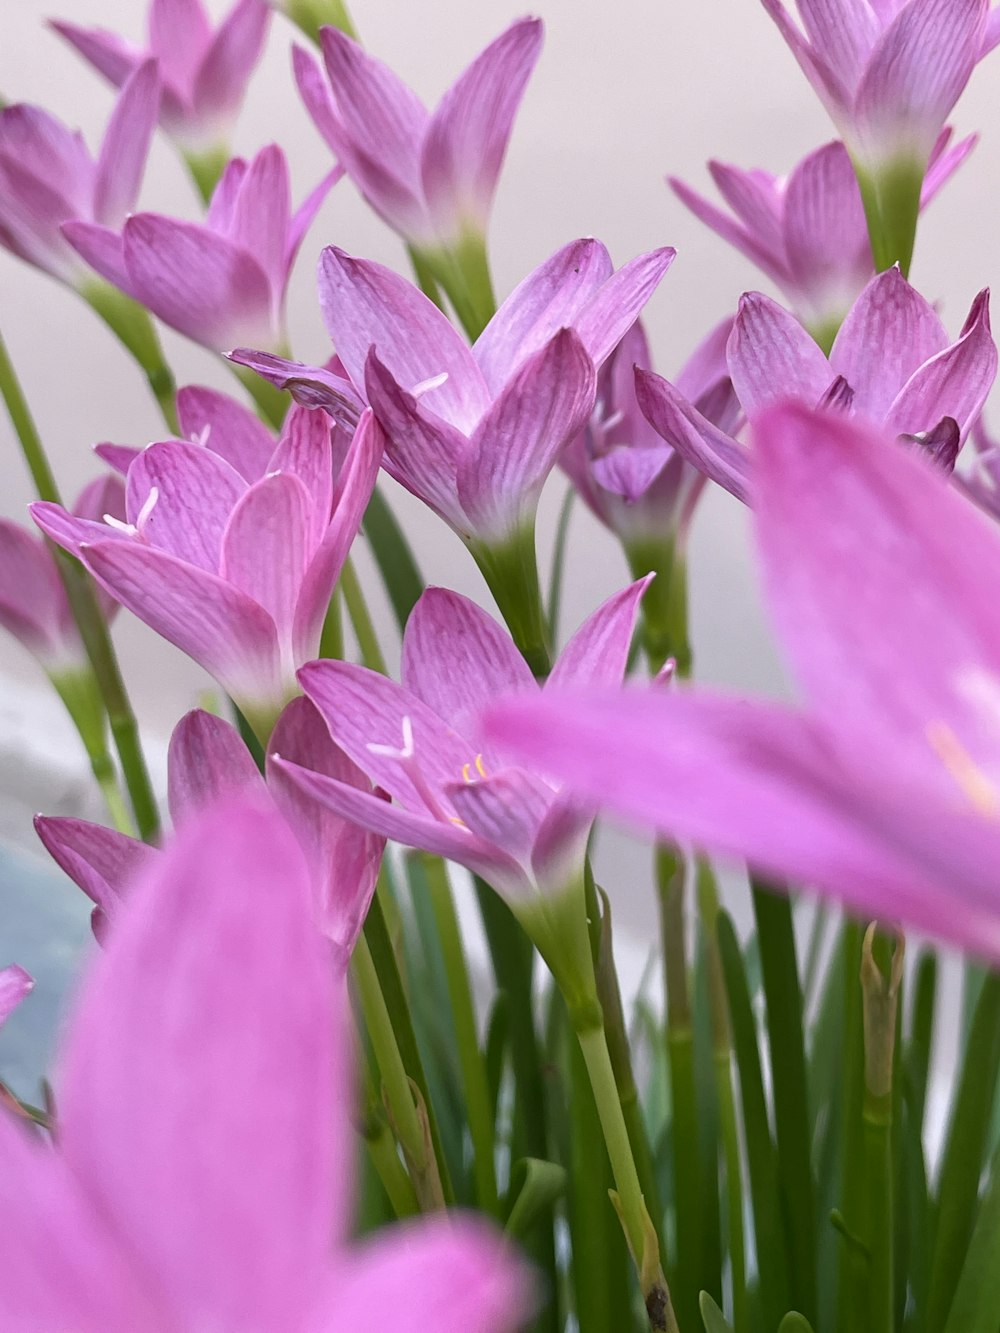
[361,487,424,631]
[777,1317,816,1333]
[504,1158,567,1240]
[942,1146,1000,1333]
[699,1291,734,1333]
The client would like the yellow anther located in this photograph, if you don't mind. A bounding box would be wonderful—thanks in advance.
[461,754,488,783]
[461,762,472,783]
[926,720,1000,817]
[475,753,488,778]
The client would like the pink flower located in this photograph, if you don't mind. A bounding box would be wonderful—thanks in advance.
[64,145,339,353]
[488,403,1000,962]
[0,62,159,287]
[293,18,542,253]
[669,132,974,341]
[52,0,270,154]
[37,704,383,961]
[0,798,528,1330]
[637,268,996,504]
[31,405,379,735]
[0,966,33,1030]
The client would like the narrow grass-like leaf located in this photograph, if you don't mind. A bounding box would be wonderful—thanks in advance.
[362,485,424,630]
[942,1145,1000,1333]
[698,1291,734,1333]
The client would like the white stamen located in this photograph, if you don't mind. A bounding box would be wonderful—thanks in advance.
[367,714,415,760]
[103,514,137,536]
[135,487,159,534]
[411,372,449,399]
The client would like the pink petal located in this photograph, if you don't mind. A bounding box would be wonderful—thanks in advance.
[573,247,676,370]
[401,588,537,735]
[286,165,344,273]
[268,406,334,548]
[292,42,345,155]
[56,799,342,1327]
[795,0,879,88]
[634,368,752,504]
[0,965,34,1027]
[667,174,788,287]
[473,237,614,394]
[727,291,833,415]
[0,520,69,660]
[192,0,270,126]
[49,20,143,93]
[0,154,87,282]
[205,155,247,232]
[759,0,851,118]
[166,709,264,826]
[547,576,651,692]
[753,402,1000,771]
[176,385,276,481]
[318,247,488,430]
[123,213,274,351]
[125,439,248,571]
[782,140,871,296]
[34,815,155,916]
[420,18,543,241]
[266,697,383,956]
[223,144,291,297]
[220,472,312,643]
[227,348,363,426]
[707,161,785,259]
[886,288,997,441]
[61,220,132,293]
[0,105,93,209]
[457,329,596,542]
[530,791,595,893]
[149,0,212,89]
[30,500,125,561]
[79,540,284,708]
[93,443,141,475]
[94,60,160,228]
[921,127,977,206]
[445,769,554,865]
[829,267,948,418]
[292,407,382,661]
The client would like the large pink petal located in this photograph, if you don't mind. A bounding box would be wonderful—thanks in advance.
[149,0,212,89]
[728,291,833,416]
[402,588,537,735]
[166,710,264,826]
[445,769,554,865]
[473,238,613,393]
[56,800,342,1327]
[782,140,871,297]
[221,472,312,644]
[61,220,132,292]
[420,18,543,241]
[192,0,270,126]
[266,697,383,957]
[79,540,283,708]
[753,403,1000,776]
[795,0,879,87]
[886,288,997,441]
[458,329,596,541]
[829,268,948,418]
[318,247,487,429]
[123,214,274,351]
[268,405,334,548]
[224,145,291,296]
[125,439,248,571]
[94,60,160,228]
[634,368,752,504]
[573,248,676,370]
[33,816,155,916]
[176,385,276,481]
[547,576,651,692]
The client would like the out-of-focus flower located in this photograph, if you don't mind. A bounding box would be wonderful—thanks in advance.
[37,704,383,960]
[52,0,270,161]
[958,416,1000,522]
[0,799,529,1331]
[0,966,33,1030]
[273,579,648,989]
[638,268,996,504]
[669,131,974,345]
[0,62,159,288]
[267,0,356,43]
[760,0,993,270]
[487,403,1000,962]
[31,406,379,737]
[64,145,339,353]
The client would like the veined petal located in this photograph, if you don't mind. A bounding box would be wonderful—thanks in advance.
[221,472,312,644]
[829,267,948,418]
[886,288,997,441]
[94,60,160,228]
[167,710,264,827]
[272,758,531,901]
[458,329,596,542]
[634,368,752,504]
[61,220,132,293]
[753,403,1000,775]
[268,405,334,547]
[297,659,471,808]
[319,247,488,429]
[292,408,381,662]
[56,801,340,1327]
[574,247,676,370]
[79,540,284,708]
[34,815,155,915]
[728,291,833,415]
[445,769,554,866]
[123,214,274,350]
[921,127,977,206]
[473,238,613,394]
[225,145,291,297]
[192,0,270,125]
[30,500,126,561]
[420,18,543,240]
[795,0,880,87]
[267,697,383,956]
[49,20,143,94]
[782,140,871,295]
[547,577,651,692]
[149,0,212,90]
[402,588,537,736]
[0,965,34,1027]
[227,349,363,427]
[206,156,247,233]
[94,443,141,475]
[707,161,785,258]
[530,791,594,894]
[126,439,248,572]
[667,175,790,286]
[363,350,470,531]
[759,0,852,118]
[286,166,343,273]
[176,385,276,481]
[292,41,345,155]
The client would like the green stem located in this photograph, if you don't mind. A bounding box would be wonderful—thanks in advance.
[470,527,551,676]
[358,1056,420,1219]
[340,556,387,674]
[182,144,229,205]
[629,539,691,677]
[406,244,447,311]
[283,0,358,42]
[546,486,576,645]
[576,1020,676,1333]
[351,932,444,1209]
[82,281,179,433]
[50,667,134,835]
[851,155,924,279]
[423,854,500,1216]
[0,330,159,840]
[318,586,343,660]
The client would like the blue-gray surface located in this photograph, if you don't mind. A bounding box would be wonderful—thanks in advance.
[0,842,91,1100]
